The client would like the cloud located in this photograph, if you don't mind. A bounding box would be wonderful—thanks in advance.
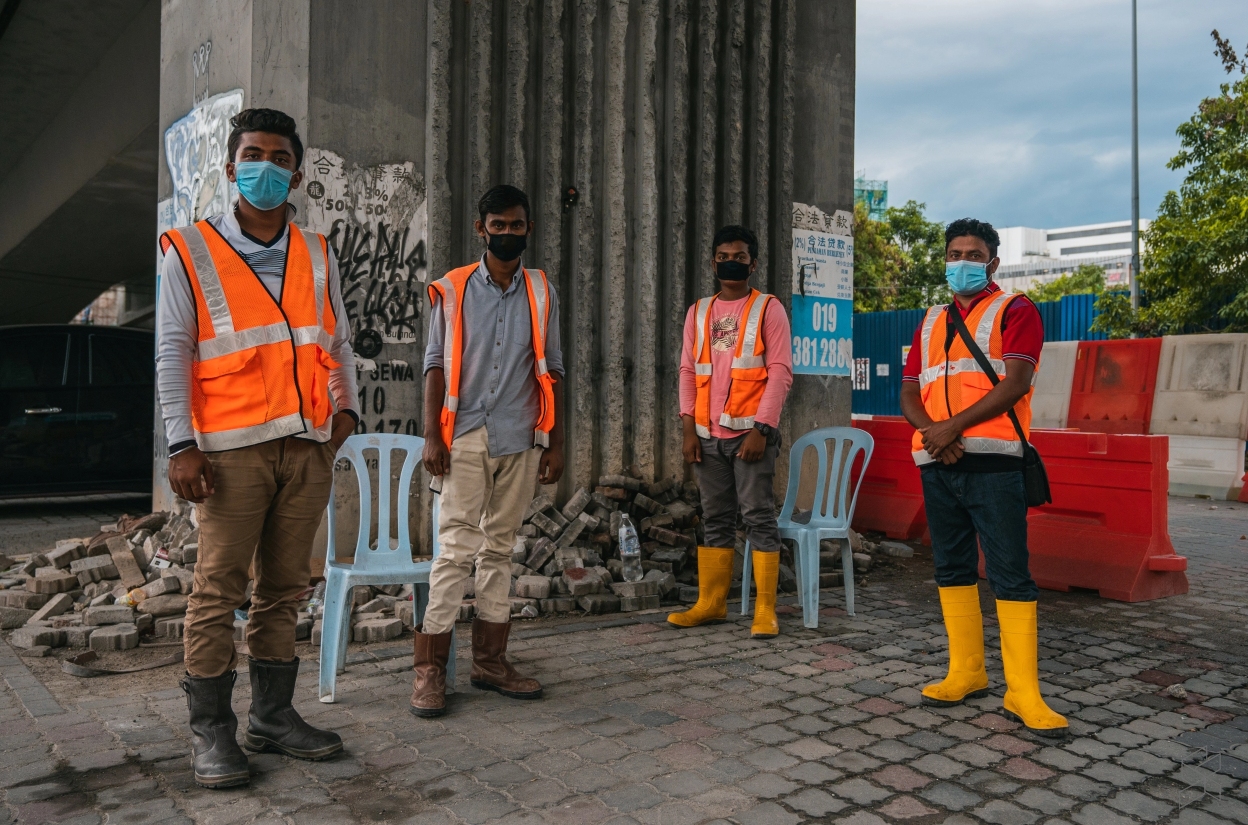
[856,0,1245,228]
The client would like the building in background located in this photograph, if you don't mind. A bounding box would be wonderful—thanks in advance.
[995,220,1151,293]
[854,175,888,221]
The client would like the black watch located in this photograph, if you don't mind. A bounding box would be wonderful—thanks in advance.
[753,423,774,437]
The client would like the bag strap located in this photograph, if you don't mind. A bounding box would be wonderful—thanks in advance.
[945,304,1029,445]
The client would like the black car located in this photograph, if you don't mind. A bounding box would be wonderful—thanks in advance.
[0,325,153,497]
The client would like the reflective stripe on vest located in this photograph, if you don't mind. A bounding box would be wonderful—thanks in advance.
[429,265,556,451]
[910,292,1036,466]
[163,221,336,452]
[693,289,774,438]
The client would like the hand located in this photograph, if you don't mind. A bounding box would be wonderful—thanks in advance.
[921,419,963,459]
[738,428,767,462]
[422,434,450,477]
[169,447,215,503]
[539,444,564,485]
[329,411,355,452]
[938,440,964,465]
[682,430,702,464]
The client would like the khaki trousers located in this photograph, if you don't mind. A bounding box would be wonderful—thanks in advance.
[423,427,541,634]
[184,437,334,678]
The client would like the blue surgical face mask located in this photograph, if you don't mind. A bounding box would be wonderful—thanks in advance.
[945,260,990,296]
[234,161,294,211]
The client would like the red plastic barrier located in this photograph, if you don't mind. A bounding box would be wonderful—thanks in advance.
[1066,338,1162,434]
[851,416,928,540]
[851,418,1189,602]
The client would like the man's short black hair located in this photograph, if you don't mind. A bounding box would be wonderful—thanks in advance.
[712,225,759,261]
[478,185,531,223]
[227,108,304,168]
[945,218,1000,258]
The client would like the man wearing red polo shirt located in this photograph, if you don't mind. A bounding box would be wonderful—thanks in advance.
[900,218,1067,738]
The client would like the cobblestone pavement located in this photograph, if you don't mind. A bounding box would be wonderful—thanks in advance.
[2,497,1247,824]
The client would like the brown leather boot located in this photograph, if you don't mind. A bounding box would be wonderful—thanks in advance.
[469,618,542,700]
[410,624,453,718]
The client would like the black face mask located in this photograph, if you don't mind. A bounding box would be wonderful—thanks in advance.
[486,231,527,262]
[716,260,752,281]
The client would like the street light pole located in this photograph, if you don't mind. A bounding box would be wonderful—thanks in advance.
[1130,0,1141,310]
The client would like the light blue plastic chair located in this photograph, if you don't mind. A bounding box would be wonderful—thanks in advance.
[741,427,874,627]
[318,433,452,703]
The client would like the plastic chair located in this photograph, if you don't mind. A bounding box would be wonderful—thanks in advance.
[318,433,453,702]
[741,427,874,627]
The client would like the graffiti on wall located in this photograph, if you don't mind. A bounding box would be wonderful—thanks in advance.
[302,148,428,341]
[163,88,244,227]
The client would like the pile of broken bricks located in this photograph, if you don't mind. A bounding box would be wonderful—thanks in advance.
[0,511,202,658]
[1,478,914,662]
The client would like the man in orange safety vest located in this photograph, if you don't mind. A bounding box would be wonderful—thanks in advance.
[157,108,357,788]
[413,185,565,718]
[900,217,1067,738]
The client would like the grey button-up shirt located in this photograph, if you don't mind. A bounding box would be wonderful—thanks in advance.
[423,257,564,457]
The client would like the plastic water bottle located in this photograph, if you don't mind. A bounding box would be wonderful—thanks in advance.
[619,514,644,583]
[307,580,326,617]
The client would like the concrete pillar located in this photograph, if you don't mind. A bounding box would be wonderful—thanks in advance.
[156,0,855,553]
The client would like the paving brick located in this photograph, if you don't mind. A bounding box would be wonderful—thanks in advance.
[920,781,982,811]
[619,594,661,611]
[134,594,187,617]
[1105,789,1175,821]
[9,626,65,648]
[513,576,551,599]
[872,764,932,791]
[1070,803,1141,825]
[64,626,95,648]
[26,571,77,593]
[69,555,118,585]
[999,757,1056,781]
[353,618,402,642]
[155,617,185,639]
[89,624,138,651]
[81,604,133,626]
[972,799,1041,824]
[0,606,35,628]
[1082,760,1146,787]
[140,577,180,598]
[784,787,847,816]
[540,596,578,613]
[27,593,73,623]
[106,536,146,588]
[829,777,892,805]
[578,594,620,614]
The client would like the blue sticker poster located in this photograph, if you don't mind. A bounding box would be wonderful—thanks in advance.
[790,204,854,375]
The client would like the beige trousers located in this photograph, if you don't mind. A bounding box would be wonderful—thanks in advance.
[185,437,335,677]
[423,427,541,634]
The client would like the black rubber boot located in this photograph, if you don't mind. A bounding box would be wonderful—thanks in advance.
[243,658,343,760]
[182,671,250,789]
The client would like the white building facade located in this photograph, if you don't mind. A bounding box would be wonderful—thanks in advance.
[995,220,1150,294]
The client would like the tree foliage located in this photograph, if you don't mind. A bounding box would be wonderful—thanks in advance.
[1094,31,1248,337]
[852,199,949,313]
[1027,264,1105,303]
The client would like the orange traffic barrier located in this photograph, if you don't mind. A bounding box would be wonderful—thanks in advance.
[1067,338,1163,434]
[851,416,928,541]
[851,417,1188,602]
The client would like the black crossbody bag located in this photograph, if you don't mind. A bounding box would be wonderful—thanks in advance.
[945,306,1052,507]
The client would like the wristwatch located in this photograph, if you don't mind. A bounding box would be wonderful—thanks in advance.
[753,423,774,438]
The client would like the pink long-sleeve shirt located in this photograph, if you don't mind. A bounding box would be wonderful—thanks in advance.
[679,294,794,439]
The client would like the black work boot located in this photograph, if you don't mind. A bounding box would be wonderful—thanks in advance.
[243,657,343,760]
[182,671,250,789]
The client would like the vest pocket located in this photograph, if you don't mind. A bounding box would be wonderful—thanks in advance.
[724,375,767,421]
[192,349,268,430]
[307,346,340,428]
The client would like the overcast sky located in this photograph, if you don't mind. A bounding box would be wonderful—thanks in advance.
[855,0,1244,230]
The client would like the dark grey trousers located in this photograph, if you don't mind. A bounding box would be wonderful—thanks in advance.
[694,431,782,552]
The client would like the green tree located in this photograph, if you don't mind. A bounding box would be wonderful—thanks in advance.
[1094,31,1248,337]
[884,200,949,310]
[1027,264,1105,303]
[851,201,903,313]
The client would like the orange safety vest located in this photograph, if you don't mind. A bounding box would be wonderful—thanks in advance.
[427,264,556,450]
[692,289,774,438]
[910,292,1037,465]
[161,221,338,452]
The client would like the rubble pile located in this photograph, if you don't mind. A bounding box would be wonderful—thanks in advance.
[0,479,903,658]
[501,472,700,619]
[0,511,200,657]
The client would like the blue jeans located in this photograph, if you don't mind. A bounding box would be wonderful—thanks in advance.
[920,467,1039,602]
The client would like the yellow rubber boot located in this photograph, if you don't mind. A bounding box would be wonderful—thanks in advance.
[921,585,990,707]
[668,547,734,628]
[997,599,1069,737]
[750,550,780,639]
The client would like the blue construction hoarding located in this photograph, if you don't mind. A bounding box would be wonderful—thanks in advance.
[852,293,1104,416]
